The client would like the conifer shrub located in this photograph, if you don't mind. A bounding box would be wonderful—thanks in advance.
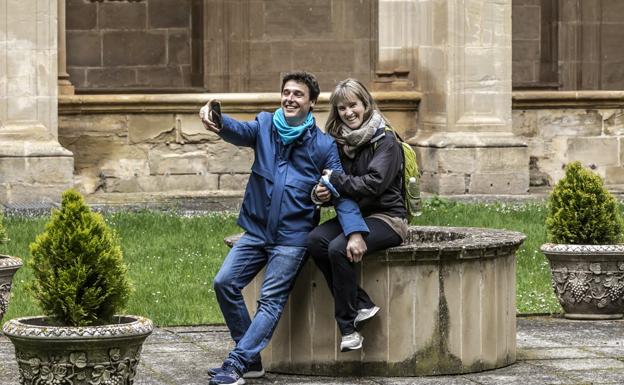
[29,189,132,326]
[546,161,624,244]
[0,210,7,244]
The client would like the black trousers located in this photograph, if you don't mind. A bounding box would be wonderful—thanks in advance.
[307,217,402,335]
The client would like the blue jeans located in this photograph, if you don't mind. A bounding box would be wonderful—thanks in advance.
[213,233,307,373]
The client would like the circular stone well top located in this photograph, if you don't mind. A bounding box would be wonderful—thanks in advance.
[225,225,526,263]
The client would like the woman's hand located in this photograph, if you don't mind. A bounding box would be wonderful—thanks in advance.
[346,233,367,262]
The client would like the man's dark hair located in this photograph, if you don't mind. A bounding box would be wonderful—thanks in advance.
[281,71,320,103]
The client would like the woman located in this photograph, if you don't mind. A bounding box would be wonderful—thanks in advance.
[307,78,408,352]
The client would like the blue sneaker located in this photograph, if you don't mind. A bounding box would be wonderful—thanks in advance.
[207,360,264,379]
[208,362,245,385]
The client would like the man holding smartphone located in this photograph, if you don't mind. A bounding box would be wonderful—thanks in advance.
[199,71,369,385]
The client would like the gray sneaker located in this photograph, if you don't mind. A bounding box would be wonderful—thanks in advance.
[354,305,380,329]
[340,331,364,352]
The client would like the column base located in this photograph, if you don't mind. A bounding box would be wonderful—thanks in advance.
[410,132,529,195]
[0,122,74,205]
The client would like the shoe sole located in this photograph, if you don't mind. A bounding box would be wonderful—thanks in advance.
[340,336,364,352]
[208,377,245,385]
[354,306,380,330]
[208,369,264,379]
[243,369,265,379]
[340,341,363,352]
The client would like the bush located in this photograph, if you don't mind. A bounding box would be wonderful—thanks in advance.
[29,190,132,326]
[546,161,624,244]
[0,210,7,244]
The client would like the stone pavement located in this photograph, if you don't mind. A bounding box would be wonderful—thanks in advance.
[1,316,623,385]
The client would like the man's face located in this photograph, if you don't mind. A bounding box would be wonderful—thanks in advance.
[281,80,315,126]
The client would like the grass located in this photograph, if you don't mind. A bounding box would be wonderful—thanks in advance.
[0,200,561,327]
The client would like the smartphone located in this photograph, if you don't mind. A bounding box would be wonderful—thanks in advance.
[209,100,222,128]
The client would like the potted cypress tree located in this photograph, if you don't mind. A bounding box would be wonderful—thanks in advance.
[2,190,153,385]
[541,161,624,319]
[0,209,22,322]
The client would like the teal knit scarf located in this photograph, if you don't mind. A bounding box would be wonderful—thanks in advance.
[272,108,314,145]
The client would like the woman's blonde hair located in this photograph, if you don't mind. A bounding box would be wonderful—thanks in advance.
[325,78,387,138]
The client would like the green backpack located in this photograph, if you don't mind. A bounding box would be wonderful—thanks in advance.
[374,127,421,221]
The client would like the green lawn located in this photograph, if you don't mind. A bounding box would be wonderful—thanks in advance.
[1,200,561,326]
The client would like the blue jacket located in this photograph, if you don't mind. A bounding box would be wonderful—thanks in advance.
[219,112,369,246]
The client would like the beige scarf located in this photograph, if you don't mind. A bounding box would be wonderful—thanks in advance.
[335,110,385,159]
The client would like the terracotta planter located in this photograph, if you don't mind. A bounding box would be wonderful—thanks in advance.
[541,243,624,320]
[2,315,153,385]
[0,254,22,322]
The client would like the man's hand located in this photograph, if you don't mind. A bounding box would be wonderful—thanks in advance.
[346,232,367,263]
[199,102,220,134]
[314,183,332,203]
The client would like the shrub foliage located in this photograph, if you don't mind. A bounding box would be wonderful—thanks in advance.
[29,190,131,326]
[546,161,624,244]
[0,210,7,244]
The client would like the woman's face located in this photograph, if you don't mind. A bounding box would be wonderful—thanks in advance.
[336,96,366,130]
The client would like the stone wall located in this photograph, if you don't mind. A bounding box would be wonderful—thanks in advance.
[58,93,419,196]
[58,91,624,199]
[513,91,624,188]
[66,0,201,91]
[202,0,376,93]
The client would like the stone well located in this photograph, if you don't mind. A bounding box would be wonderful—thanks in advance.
[233,225,525,376]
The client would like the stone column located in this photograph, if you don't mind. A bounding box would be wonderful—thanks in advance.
[374,0,418,90]
[0,0,74,204]
[57,0,75,95]
[412,0,529,194]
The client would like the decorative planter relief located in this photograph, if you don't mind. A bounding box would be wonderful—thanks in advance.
[3,315,153,385]
[0,255,22,322]
[542,243,624,319]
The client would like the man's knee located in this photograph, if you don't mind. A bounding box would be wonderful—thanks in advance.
[213,270,236,295]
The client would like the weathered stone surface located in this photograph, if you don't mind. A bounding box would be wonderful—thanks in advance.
[136,67,185,88]
[469,172,530,194]
[59,114,129,137]
[512,110,538,137]
[0,157,73,185]
[476,147,528,173]
[537,110,603,137]
[168,31,191,66]
[66,0,97,30]
[0,182,73,205]
[602,109,624,135]
[60,135,148,176]
[148,0,191,29]
[128,114,175,144]
[566,137,619,167]
[103,31,167,67]
[148,148,209,176]
[100,2,147,30]
[219,173,249,190]
[105,174,218,193]
[67,31,101,67]
[605,166,624,184]
[205,141,254,173]
[87,68,137,88]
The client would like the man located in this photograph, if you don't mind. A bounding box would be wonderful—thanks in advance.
[199,71,369,385]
